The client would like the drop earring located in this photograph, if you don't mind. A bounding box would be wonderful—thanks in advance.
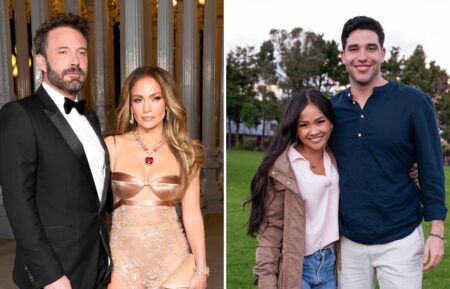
[165,108,170,121]
[130,111,135,125]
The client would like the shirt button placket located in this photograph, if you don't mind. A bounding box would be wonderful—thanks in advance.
[357,112,365,143]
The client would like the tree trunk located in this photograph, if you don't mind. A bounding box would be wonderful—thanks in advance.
[234,117,241,147]
[227,119,232,148]
[261,117,266,149]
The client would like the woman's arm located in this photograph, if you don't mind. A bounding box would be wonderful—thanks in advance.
[104,136,115,170]
[104,135,118,211]
[253,183,285,289]
[181,169,208,289]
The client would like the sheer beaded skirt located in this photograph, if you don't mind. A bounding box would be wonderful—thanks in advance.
[110,204,189,289]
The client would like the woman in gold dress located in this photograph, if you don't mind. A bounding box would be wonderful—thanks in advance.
[105,66,208,289]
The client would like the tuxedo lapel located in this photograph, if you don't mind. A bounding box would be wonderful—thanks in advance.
[36,86,100,207]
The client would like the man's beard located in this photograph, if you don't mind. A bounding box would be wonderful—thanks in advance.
[47,64,86,96]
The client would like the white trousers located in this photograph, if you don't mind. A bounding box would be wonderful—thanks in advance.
[338,225,424,289]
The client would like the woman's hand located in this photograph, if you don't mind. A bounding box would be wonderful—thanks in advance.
[189,274,207,289]
[409,163,418,182]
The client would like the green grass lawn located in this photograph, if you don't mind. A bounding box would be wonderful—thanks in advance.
[226,149,450,289]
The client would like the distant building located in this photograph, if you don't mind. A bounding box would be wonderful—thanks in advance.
[226,119,278,148]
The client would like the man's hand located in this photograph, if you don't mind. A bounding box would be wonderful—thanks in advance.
[423,220,445,271]
[409,163,418,182]
[43,275,72,289]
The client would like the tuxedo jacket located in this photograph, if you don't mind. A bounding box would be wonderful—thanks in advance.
[0,86,112,289]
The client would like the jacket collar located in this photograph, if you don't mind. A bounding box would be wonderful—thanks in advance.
[270,144,337,197]
[35,85,59,113]
[270,144,301,197]
[36,85,101,208]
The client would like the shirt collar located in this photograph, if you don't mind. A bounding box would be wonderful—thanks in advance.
[345,80,393,101]
[287,143,306,162]
[42,81,79,115]
[288,143,329,163]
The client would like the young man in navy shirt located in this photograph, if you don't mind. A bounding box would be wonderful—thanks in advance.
[330,16,447,289]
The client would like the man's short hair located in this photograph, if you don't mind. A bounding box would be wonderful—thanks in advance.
[341,16,385,50]
[33,13,88,56]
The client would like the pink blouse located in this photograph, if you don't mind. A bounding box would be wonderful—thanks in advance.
[288,145,340,255]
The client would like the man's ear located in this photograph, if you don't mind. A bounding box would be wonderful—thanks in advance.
[339,50,345,63]
[36,54,47,73]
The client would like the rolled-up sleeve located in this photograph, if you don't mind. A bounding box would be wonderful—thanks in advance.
[413,94,447,221]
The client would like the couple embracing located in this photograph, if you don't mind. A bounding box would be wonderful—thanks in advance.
[249,16,446,289]
[0,13,208,289]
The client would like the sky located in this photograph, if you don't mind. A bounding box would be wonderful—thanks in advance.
[225,0,450,73]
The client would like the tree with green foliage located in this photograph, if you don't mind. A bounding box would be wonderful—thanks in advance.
[256,40,280,148]
[438,91,450,143]
[226,46,258,147]
[400,45,450,143]
[382,46,404,81]
[320,40,348,90]
[401,45,433,95]
[257,87,280,147]
[428,61,449,99]
[270,28,328,97]
[241,102,260,130]
[269,28,345,97]
[429,63,449,143]
[226,30,450,148]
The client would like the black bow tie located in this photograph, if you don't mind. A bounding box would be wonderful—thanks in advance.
[64,97,86,115]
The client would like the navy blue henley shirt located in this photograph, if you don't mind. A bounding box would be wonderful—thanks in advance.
[329,81,447,245]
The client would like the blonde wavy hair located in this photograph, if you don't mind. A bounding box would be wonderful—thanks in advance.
[116,66,204,197]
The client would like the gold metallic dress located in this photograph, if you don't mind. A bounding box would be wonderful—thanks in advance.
[109,172,190,289]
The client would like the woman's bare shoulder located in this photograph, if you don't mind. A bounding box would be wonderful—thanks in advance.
[105,133,136,151]
[105,133,135,142]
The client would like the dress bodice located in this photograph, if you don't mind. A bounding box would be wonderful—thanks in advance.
[110,172,188,289]
[111,172,181,204]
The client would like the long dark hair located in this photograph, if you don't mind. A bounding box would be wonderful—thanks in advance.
[244,89,335,237]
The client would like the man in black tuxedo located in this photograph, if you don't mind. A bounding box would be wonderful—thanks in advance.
[0,13,111,289]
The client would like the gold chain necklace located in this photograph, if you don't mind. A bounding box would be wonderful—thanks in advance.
[135,133,165,166]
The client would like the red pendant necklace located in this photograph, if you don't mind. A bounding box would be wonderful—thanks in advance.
[135,133,165,166]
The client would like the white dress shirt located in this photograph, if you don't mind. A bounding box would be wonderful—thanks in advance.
[43,82,105,201]
[288,144,340,255]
